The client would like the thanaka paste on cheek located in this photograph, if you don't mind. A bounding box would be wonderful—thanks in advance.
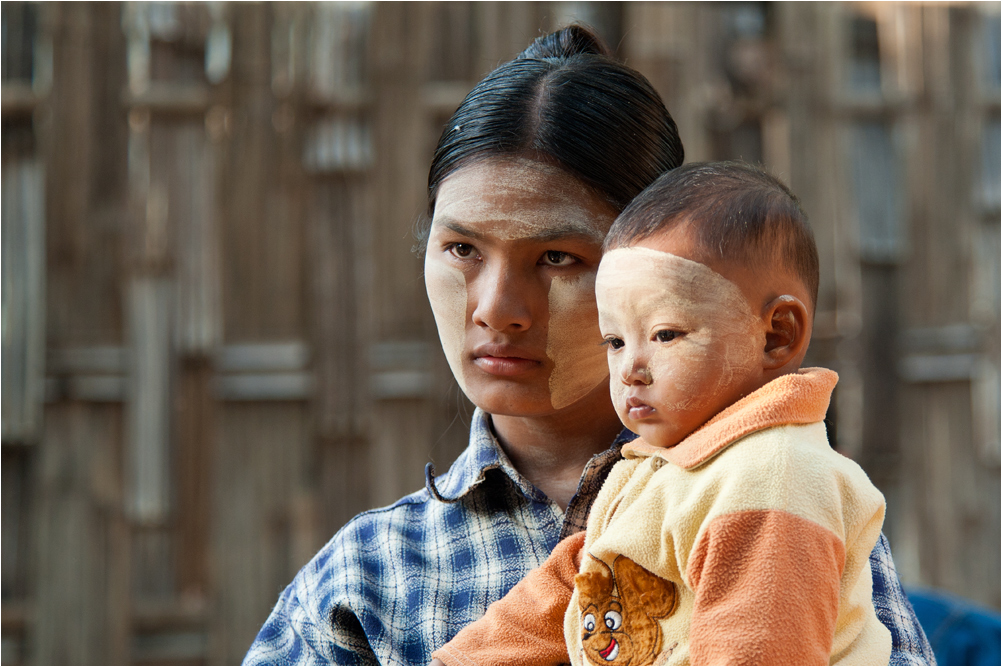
[546,273,609,409]
[424,252,469,396]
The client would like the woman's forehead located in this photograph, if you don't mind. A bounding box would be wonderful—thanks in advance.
[432,157,615,243]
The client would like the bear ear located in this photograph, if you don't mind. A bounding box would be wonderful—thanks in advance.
[575,570,613,600]
[612,556,678,618]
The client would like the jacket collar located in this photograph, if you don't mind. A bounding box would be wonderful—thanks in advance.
[622,368,838,470]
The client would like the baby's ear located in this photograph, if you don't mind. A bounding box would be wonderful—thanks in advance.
[762,295,811,370]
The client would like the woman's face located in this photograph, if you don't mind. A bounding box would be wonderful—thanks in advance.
[424,157,618,417]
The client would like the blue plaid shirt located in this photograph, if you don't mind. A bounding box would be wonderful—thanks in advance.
[244,409,934,665]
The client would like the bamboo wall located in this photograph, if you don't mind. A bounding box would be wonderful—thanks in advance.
[2,2,999,664]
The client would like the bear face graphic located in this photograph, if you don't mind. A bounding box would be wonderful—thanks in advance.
[575,555,678,666]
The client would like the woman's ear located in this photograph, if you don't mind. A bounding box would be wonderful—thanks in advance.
[762,296,811,371]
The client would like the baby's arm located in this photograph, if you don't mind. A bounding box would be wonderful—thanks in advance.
[432,531,585,666]
[686,510,843,665]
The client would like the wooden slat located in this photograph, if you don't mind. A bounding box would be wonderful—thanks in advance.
[363,0,441,508]
[307,175,371,534]
[176,357,213,598]
[216,341,309,372]
[210,5,316,662]
[123,82,213,114]
[0,81,37,116]
[1,449,34,602]
[31,8,131,663]
[898,354,985,383]
[1,157,46,443]
[34,403,129,665]
[169,119,222,356]
[212,402,309,664]
[220,3,304,342]
[125,277,173,524]
[215,372,313,401]
[891,4,1000,609]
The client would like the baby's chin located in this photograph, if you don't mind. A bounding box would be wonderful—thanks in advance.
[619,414,673,448]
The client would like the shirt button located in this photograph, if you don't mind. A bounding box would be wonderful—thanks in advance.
[651,458,665,471]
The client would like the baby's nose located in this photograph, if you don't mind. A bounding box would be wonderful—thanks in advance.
[620,356,653,385]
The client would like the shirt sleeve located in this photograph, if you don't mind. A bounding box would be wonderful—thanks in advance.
[432,531,585,666]
[686,509,845,666]
[242,577,378,666]
[870,533,937,666]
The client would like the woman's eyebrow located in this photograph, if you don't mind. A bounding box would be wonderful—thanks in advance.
[436,218,604,244]
[533,223,605,244]
[437,219,486,240]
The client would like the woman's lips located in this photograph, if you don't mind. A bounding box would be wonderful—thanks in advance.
[626,396,655,420]
[474,355,540,376]
[471,344,542,377]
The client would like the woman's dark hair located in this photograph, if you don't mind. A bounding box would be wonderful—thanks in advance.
[415,25,684,252]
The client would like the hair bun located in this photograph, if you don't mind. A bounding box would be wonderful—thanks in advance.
[517,24,611,60]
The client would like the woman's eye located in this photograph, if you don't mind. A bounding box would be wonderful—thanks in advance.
[540,250,576,267]
[603,336,625,350]
[655,330,679,343]
[448,243,478,260]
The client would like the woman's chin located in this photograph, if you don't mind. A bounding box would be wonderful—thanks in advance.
[467,385,560,417]
[466,377,614,420]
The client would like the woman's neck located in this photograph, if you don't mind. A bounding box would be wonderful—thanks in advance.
[490,384,623,511]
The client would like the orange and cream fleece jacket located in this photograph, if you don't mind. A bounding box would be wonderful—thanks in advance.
[432,368,892,666]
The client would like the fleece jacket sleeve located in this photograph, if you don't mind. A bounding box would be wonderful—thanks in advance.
[687,509,845,666]
[432,531,585,666]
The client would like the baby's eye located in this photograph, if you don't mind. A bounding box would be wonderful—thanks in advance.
[602,336,625,350]
[655,330,679,343]
[447,243,478,260]
[540,250,577,267]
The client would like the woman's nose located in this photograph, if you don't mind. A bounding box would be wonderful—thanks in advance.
[471,265,533,332]
[620,354,653,386]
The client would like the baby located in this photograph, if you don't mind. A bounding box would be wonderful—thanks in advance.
[431,162,892,666]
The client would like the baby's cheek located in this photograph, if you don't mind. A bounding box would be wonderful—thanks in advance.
[648,341,715,410]
[608,373,628,410]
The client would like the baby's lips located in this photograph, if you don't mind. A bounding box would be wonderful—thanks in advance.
[625,396,648,409]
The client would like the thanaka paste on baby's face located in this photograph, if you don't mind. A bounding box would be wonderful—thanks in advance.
[425,158,615,413]
[596,242,766,447]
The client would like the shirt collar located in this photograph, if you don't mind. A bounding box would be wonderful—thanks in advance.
[425,408,637,504]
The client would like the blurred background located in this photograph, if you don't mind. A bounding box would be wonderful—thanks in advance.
[1,1,999,664]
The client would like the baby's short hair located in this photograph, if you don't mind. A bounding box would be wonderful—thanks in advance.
[604,161,819,310]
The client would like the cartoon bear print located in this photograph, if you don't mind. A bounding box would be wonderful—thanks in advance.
[575,554,678,666]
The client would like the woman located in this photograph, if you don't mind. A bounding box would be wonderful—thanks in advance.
[245,26,932,666]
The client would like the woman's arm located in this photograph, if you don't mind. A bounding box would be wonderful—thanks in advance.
[870,533,937,665]
[432,531,586,666]
[243,578,378,666]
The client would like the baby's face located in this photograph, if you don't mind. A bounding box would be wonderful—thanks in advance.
[596,244,766,448]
